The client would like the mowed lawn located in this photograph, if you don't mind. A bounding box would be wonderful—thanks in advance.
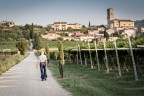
[49,61,144,96]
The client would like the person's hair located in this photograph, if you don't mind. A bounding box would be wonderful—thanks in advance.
[41,51,44,55]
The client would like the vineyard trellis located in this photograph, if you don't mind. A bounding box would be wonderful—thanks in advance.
[69,38,144,81]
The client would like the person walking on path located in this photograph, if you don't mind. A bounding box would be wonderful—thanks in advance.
[37,51,48,81]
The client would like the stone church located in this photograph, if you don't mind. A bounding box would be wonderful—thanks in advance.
[107,8,134,31]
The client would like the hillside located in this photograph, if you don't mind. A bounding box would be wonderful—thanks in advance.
[134,19,144,27]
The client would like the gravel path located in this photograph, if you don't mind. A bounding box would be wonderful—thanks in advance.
[0,52,71,96]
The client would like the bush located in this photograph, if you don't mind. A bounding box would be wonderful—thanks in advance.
[0,52,28,75]
[16,39,29,55]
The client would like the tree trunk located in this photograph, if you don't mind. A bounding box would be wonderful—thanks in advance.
[59,62,64,78]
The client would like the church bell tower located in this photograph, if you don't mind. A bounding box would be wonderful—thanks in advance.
[107,8,114,29]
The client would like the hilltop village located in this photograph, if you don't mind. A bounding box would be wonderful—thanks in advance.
[42,8,144,42]
[1,8,144,42]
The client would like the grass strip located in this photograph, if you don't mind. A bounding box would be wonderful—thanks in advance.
[49,61,144,96]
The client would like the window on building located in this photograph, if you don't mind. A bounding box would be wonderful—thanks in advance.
[62,25,66,27]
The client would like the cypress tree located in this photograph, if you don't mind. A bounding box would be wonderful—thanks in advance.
[88,21,91,27]
[33,33,41,50]
[30,23,34,39]
[57,40,65,78]
[45,44,50,63]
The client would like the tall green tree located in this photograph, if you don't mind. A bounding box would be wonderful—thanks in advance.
[88,21,91,27]
[57,40,65,78]
[33,33,41,50]
[99,24,109,41]
[45,44,50,63]
[104,31,109,41]
[30,23,34,39]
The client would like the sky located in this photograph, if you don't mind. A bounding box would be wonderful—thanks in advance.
[0,0,144,27]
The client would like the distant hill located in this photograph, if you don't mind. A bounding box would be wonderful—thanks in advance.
[134,19,144,27]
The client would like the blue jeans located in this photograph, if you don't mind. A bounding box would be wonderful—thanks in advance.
[40,62,47,80]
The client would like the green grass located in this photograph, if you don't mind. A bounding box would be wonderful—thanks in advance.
[49,61,144,96]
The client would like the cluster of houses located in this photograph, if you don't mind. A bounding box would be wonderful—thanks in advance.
[47,22,82,31]
[42,27,105,42]
[42,8,144,42]
[44,22,105,42]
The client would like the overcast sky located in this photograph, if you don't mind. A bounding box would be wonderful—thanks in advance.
[0,0,144,26]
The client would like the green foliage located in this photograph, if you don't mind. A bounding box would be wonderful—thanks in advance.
[57,40,65,78]
[97,42,104,49]
[116,40,128,48]
[0,25,46,53]
[45,44,50,60]
[33,33,42,50]
[67,27,73,32]
[57,41,63,51]
[22,30,30,40]
[81,25,88,34]
[59,51,65,65]
[113,33,124,39]
[0,41,18,50]
[0,53,28,75]
[54,51,58,60]
[106,41,114,48]
[91,41,114,49]
[132,36,144,47]
[16,39,29,55]
[41,40,88,49]
[25,24,31,30]
[57,41,64,64]
[23,23,45,40]
[104,31,109,41]
[0,29,23,41]
[30,23,34,39]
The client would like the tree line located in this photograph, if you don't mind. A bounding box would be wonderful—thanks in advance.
[0,23,46,55]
